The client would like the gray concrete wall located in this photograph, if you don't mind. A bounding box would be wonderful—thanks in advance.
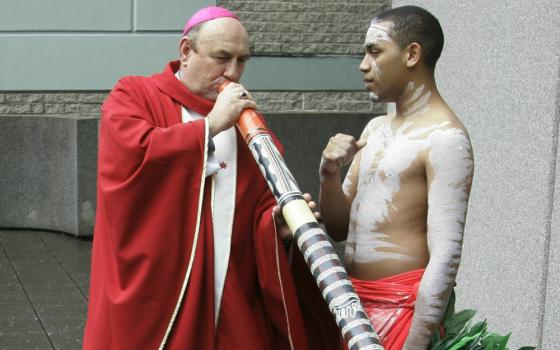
[393,1,560,348]
[1,0,387,93]
[0,115,98,237]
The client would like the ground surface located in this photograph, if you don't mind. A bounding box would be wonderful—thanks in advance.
[0,230,91,350]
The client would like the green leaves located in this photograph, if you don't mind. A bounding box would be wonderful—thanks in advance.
[429,302,535,350]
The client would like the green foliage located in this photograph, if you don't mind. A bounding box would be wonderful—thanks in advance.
[429,294,535,350]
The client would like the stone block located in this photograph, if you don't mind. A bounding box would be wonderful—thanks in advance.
[259,100,304,112]
[303,98,339,111]
[0,104,32,114]
[77,93,108,104]
[336,101,378,113]
[5,94,44,103]
[31,104,44,114]
[0,115,98,237]
[64,104,101,114]
[253,43,283,53]
[43,94,79,103]
[44,104,66,114]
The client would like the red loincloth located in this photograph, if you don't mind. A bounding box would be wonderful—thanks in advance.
[344,269,425,350]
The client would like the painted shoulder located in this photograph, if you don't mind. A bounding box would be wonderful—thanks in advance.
[363,114,390,136]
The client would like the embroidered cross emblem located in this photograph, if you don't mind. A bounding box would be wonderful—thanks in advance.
[219,161,228,170]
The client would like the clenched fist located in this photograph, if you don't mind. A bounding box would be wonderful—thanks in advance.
[320,133,366,179]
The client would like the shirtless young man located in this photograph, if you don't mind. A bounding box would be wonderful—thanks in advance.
[319,6,474,350]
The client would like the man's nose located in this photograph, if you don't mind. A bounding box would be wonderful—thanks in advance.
[359,56,370,72]
[224,59,244,82]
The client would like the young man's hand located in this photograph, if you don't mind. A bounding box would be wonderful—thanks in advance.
[320,134,366,179]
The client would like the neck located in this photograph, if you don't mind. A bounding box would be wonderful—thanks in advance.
[394,74,439,119]
[178,66,189,88]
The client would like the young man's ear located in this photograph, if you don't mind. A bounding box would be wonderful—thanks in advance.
[405,42,422,68]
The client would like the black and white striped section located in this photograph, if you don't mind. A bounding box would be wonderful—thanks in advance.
[293,223,383,350]
[242,130,383,349]
[247,134,301,206]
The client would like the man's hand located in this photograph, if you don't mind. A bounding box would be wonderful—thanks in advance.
[273,193,320,240]
[208,83,257,136]
[320,134,367,180]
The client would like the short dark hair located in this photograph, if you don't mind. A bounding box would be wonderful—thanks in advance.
[373,5,444,71]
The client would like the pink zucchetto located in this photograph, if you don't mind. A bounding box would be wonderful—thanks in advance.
[182,6,239,35]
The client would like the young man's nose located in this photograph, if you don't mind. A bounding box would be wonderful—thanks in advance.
[359,56,370,72]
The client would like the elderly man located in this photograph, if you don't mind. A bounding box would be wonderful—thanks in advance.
[83,7,312,350]
[320,6,474,350]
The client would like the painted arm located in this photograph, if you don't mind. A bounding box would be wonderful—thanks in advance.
[319,134,365,241]
[403,129,474,350]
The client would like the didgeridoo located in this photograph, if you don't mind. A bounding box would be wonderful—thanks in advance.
[219,82,383,350]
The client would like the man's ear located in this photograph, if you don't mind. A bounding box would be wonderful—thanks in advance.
[179,37,192,65]
[405,42,422,68]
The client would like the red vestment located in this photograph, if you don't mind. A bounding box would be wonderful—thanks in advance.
[345,269,425,350]
[83,61,309,349]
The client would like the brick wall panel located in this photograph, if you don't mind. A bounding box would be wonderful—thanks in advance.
[219,0,389,55]
[0,92,384,115]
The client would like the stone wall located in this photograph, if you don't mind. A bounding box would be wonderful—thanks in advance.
[219,0,390,55]
[0,93,107,116]
[0,91,385,116]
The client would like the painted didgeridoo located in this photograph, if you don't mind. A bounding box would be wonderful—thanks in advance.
[218,82,383,350]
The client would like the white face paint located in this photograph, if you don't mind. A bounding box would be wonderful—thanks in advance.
[363,23,394,103]
[365,23,394,44]
[344,118,472,268]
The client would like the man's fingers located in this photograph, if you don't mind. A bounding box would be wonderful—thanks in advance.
[356,138,367,150]
[314,211,322,222]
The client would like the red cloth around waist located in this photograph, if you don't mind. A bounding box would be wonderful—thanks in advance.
[348,269,425,350]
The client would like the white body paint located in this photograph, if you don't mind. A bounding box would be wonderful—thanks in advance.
[342,112,473,346]
[402,82,432,116]
[408,128,473,339]
[344,117,462,264]
[344,118,472,263]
